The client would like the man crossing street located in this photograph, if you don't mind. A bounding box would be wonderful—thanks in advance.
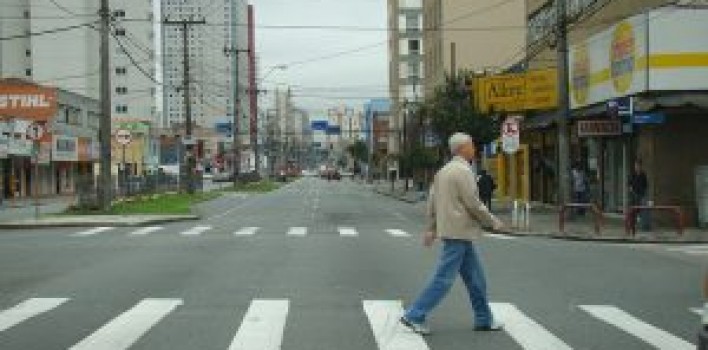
[401,132,507,335]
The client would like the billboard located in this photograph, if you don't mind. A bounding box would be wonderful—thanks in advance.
[0,81,57,122]
[569,8,708,109]
[474,69,557,113]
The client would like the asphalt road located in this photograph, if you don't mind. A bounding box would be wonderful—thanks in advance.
[0,177,703,350]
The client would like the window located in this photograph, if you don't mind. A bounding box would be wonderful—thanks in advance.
[115,105,128,113]
[115,28,126,36]
[115,87,128,95]
[115,67,127,75]
[23,10,29,19]
[25,69,32,77]
[408,40,420,55]
[25,49,31,57]
[405,14,420,32]
[407,61,420,79]
[113,10,126,18]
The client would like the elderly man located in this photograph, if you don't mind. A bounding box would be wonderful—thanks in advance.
[400,132,506,335]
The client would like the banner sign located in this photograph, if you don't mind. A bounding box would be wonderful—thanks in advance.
[0,81,57,122]
[474,69,558,113]
[311,120,328,131]
[577,120,622,137]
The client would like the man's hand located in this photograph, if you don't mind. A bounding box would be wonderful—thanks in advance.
[423,231,437,248]
[492,221,511,234]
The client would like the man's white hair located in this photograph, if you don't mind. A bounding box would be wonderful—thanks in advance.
[449,132,472,155]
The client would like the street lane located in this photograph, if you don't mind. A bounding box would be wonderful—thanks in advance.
[0,177,702,349]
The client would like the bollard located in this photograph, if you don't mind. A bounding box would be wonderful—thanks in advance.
[512,200,519,229]
[524,202,531,231]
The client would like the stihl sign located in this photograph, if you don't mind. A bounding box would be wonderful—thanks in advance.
[0,81,57,122]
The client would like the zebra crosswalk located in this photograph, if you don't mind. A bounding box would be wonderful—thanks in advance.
[66,225,526,240]
[0,297,697,349]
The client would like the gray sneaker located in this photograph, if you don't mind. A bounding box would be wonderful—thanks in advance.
[400,316,431,335]
[474,320,504,331]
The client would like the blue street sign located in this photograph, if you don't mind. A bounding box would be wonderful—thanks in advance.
[633,112,665,124]
[311,120,328,131]
[326,126,341,135]
[215,122,232,134]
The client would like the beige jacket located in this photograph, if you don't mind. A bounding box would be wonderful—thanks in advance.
[427,156,501,241]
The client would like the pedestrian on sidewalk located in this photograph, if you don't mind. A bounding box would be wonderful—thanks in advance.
[628,160,650,231]
[477,169,496,211]
[571,162,589,216]
[400,132,506,335]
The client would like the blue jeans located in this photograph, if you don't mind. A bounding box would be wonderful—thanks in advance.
[404,239,493,327]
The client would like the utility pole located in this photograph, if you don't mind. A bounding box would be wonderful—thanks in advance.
[224,47,250,184]
[556,0,572,204]
[98,0,112,210]
[164,17,205,194]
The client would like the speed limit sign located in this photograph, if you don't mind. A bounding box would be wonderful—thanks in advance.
[115,129,132,145]
[26,123,45,141]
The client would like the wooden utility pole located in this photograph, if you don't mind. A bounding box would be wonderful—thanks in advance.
[98,0,112,210]
[556,0,572,204]
[164,17,205,194]
[224,47,250,184]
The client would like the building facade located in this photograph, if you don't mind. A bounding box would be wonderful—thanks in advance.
[387,0,424,174]
[522,0,708,225]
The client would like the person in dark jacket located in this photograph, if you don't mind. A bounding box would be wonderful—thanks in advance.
[629,161,650,230]
[477,169,496,211]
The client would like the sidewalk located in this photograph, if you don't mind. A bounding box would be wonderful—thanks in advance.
[372,185,708,244]
[0,195,74,222]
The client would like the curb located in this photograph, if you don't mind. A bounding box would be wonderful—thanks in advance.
[0,215,200,229]
[489,229,707,244]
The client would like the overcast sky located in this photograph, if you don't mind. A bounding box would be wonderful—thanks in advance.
[254,0,389,115]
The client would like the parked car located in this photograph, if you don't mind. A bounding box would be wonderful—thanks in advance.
[212,172,235,182]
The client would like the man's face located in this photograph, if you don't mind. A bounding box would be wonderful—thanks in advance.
[459,141,476,161]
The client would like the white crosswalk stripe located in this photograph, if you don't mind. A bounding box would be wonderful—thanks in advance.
[287,227,307,236]
[490,303,572,350]
[363,300,429,350]
[69,298,182,350]
[338,227,359,237]
[180,226,212,236]
[129,226,164,236]
[228,299,289,350]
[0,298,69,332]
[386,229,410,237]
[666,245,708,255]
[485,233,516,240]
[71,227,114,237]
[234,227,259,236]
[690,307,703,316]
[579,305,694,350]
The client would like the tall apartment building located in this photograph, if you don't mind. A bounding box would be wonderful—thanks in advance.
[387,0,424,175]
[160,0,250,133]
[0,1,158,123]
[422,0,526,95]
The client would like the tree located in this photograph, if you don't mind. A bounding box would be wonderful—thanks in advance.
[420,70,500,160]
[346,139,368,163]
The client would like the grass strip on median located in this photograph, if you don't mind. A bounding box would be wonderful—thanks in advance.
[65,192,222,215]
[219,180,281,193]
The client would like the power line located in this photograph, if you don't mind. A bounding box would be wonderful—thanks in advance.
[0,20,98,41]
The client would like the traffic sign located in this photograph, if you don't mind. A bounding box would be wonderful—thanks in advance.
[501,117,520,154]
[115,129,132,145]
[26,123,45,141]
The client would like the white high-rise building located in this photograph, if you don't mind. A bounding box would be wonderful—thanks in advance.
[160,0,250,131]
[0,0,158,123]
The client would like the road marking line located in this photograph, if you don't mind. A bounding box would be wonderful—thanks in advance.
[228,299,289,350]
[386,229,410,237]
[70,298,182,350]
[180,226,212,236]
[234,227,259,236]
[129,226,163,236]
[579,305,694,350]
[287,227,307,236]
[690,307,703,316]
[362,300,430,350]
[485,233,516,240]
[490,303,572,350]
[71,227,114,237]
[338,227,358,237]
[667,245,708,252]
[0,298,69,332]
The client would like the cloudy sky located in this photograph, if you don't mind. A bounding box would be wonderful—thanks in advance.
[253,0,389,115]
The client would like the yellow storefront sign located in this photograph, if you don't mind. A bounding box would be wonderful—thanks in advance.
[474,69,558,114]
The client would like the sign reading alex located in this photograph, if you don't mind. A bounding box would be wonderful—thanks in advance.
[474,69,557,114]
[0,80,57,122]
